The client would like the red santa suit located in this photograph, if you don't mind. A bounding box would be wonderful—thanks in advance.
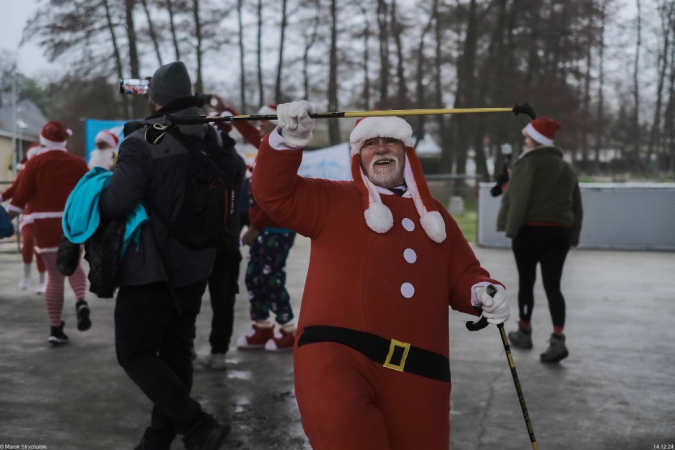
[252,116,503,450]
[9,147,88,253]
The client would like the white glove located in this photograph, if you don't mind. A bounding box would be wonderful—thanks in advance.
[473,284,510,325]
[276,101,315,147]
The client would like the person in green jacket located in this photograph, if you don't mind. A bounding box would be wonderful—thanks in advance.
[497,116,583,363]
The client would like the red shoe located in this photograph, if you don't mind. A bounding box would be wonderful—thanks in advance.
[264,327,295,352]
[237,323,274,350]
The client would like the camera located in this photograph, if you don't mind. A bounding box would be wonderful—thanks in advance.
[119,78,149,95]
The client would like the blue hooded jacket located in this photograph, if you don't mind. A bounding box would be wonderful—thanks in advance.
[63,167,147,256]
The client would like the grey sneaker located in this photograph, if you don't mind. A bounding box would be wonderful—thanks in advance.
[508,325,533,349]
[540,333,569,363]
[198,353,228,370]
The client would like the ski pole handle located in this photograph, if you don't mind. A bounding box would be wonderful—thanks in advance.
[465,284,497,332]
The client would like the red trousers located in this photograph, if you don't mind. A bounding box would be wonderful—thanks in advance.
[294,342,451,450]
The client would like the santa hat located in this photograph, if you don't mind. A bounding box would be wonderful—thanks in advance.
[258,104,278,124]
[522,116,561,146]
[95,130,120,149]
[40,121,72,149]
[349,116,446,243]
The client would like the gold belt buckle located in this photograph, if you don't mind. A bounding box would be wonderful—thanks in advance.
[383,339,411,372]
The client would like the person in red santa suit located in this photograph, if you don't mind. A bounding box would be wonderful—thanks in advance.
[1,143,47,294]
[7,121,91,345]
[251,101,511,450]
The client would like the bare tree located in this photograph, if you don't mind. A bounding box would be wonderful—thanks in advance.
[377,0,391,104]
[302,1,321,101]
[275,0,289,103]
[633,0,642,166]
[191,0,204,93]
[237,0,247,112]
[257,0,264,107]
[391,0,409,106]
[166,0,182,60]
[594,0,608,175]
[328,0,341,145]
[140,0,163,66]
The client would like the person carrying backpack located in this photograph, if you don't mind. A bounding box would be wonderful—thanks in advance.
[98,62,231,450]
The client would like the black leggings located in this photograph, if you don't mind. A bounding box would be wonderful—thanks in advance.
[512,226,570,327]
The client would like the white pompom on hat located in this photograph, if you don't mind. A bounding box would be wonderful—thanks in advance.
[40,120,72,149]
[258,104,279,125]
[349,115,446,243]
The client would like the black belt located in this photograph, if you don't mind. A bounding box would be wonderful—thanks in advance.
[297,325,450,383]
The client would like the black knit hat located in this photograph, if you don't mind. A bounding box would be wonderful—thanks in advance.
[148,61,192,106]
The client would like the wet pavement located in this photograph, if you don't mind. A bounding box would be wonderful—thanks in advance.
[0,235,674,449]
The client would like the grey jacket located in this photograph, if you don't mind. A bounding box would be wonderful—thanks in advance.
[99,101,217,287]
[497,146,583,246]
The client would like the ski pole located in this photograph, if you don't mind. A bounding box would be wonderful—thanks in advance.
[161,102,536,126]
[466,284,539,450]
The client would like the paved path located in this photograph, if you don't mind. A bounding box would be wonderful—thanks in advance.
[0,236,673,449]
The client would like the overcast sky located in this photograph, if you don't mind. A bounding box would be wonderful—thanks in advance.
[0,0,53,77]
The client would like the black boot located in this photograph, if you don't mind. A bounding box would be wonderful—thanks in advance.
[76,299,92,331]
[48,321,69,345]
[540,333,569,363]
[508,325,533,349]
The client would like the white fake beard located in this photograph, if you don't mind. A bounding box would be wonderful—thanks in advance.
[367,154,403,188]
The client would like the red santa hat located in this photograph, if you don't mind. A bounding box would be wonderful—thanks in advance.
[95,130,120,149]
[258,104,278,124]
[40,121,72,149]
[349,116,446,243]
[522,116,561,146]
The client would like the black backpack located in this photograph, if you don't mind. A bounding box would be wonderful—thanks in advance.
[146,125,239,249]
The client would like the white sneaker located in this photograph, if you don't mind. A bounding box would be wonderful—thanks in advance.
[18,276,30,290]
[36,283,46,295]
[198,353,228,370]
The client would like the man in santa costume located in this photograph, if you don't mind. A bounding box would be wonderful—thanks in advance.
[252,101,511,449]
[1,142,47,294]
[7,121,91,344]
[88,130,119,170]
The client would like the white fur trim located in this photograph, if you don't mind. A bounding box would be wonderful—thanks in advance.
[22,212,64,222]
[8,204,25,214]
[420,211,446,243]
[350,116,413,156]
[268,128,304,150]
[95,131,118,149]
[39,136,68,149]
[35,246,59,254]
[360,165,393,233]
[402,154,446,243]
[524,123,553,146]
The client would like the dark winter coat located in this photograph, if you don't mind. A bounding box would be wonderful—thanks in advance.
[497,146,583,246]
[99,97,218,287]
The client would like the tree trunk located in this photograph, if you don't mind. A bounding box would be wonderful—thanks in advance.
[433,0,451,172]
[103,0,128,119]
[594,0,607,175]
[453,0,480,178]
[391,0,408,106]
[377,0,390,104]
[581,16,593,167]
[414,5,434,145]
[647,1,673,172]
[257,0,264,107]
[192,0,204,94]
[237,0,246,113]
[124,0,144,117]
[140,0,163,66]
[359,4,371,110]
[166,0,181,60]
[633,0,642,170]
[275,0,288,103]
[303,6,320,101]
[327,0,341,145]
